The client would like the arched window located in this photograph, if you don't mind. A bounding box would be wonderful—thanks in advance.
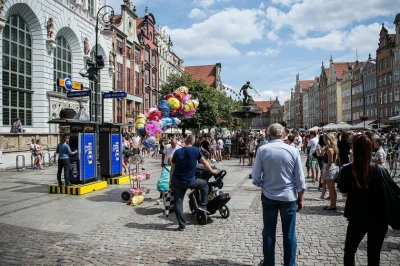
[2,15,33,126]
[53,36,72,93]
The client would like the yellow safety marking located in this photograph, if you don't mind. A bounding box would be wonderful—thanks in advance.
[47,181,108,195]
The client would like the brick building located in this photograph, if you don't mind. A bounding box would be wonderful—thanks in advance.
[185,63,224,92]
[376,23,396,125]
[362,55,377,121]
[351,61,365,124]
[341,69,352,123]
[393,14,400,117]
[137,7,159,112]
[110,1,142,124]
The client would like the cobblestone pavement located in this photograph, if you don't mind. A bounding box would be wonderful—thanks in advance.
[0,156,399,265]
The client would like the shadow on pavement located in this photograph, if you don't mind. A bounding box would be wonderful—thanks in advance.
[85,188,126,203]
[301,205,343,216]
[134,206,164,216]
[167,259,252,266]
[11,184,48,193]
[124,222,177,231]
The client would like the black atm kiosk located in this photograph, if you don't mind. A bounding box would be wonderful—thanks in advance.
[68,122,98,183]
[98,123,123,178]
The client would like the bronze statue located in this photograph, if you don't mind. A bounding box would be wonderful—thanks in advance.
[239,81,254,106]
[47,17,54,39]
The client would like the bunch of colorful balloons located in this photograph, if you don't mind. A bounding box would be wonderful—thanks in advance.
[135,86,199,147]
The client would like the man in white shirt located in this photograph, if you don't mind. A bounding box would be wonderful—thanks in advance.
[162,138,181,167]
[307,131,320,182]
[293,130,302,152]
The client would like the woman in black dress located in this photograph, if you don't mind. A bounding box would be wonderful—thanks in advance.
[338,134,389,266]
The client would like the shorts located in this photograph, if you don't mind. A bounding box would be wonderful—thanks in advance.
[308,156,319,170]
[224,147,231,154]
[249,152,255,158]
[322,164,339,181]
[210,148,216,153]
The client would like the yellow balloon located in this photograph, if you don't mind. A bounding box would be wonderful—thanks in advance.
[174,86,189,98]
[168,97,181,110]
[184,99,199,112]
[135,113,147,130]
[156,134,161,142]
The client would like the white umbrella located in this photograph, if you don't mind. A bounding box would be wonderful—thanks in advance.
[307,126,320,132]
[335,122,354,130]
[321,123,337,131]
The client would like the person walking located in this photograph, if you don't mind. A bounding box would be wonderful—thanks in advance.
[238,137,246,166]
[162,137,180,168]
[247,136,256,166]
[217,137,224,161]
[322,133,339,211]
[252,124,307,266]
[170,135,219,231]
[308,131,320,183]
[338,134,389,266]
[56,135,77,187]
[34,139,44,170]
[225,135,232,160]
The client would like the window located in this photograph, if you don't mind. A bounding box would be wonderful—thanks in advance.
[117,39,123,54]
[152,53,156,66]
[384,91,387,104]
[384,108,387,117]
[126,46,131,60]
[126,100,132,115]
[117,63,123,91]
[373,94,376,103]
[116,100,122,123]
[395,69,400,81]
[135,71,140,95]
[135,102,141,115]
[354,74,359,81]
[2,16,33,126]
[145,90,150,109]
[135,50,140,64]
[127,67,131,94]
[145,49,150,62]
[369,95,372,104]
[389,73,392,84]
[389,90,392,103]
[88,0,94,16]
[396,88,400,102]
[145,69,150,84]
[380,92,382,104]
[152,92,157,107]
[53,36,72,94]
[152,72,156,88]
[379,76,382,87]
[383,74,387,86]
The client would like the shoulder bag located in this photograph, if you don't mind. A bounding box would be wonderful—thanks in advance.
[378,165,400,230]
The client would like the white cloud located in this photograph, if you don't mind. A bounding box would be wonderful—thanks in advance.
[192,0,230,8]
[259,2,265,9]
[247,48,280,56]
[271,0,300,6]
[259,90,292,103]
[188,8,207,19]
[266,0,398,36]
[266,31,279,41]
[166,8,265,57]
[295,23,395,60]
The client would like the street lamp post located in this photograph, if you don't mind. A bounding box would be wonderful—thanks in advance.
[94,5,114,122]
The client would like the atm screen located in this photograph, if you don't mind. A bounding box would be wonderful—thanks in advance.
[69,135,79,150]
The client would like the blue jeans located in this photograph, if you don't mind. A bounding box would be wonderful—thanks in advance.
[172,178,209,229]
[261,193,297,266]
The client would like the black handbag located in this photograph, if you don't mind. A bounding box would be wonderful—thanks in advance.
[379,165,400,230]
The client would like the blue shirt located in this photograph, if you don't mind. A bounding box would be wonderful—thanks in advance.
[252,139,307,202]
[172,146,203,184]
[56,142,77,160]
[225,139,231,148]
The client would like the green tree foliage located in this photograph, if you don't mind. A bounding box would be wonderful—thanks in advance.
[159,72,242,131]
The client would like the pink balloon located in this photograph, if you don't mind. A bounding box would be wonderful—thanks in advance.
[182,94,191,102]
[183,109,196,118]
[145,121,163,136]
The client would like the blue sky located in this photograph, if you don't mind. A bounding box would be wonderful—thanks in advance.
[109,0,398,103]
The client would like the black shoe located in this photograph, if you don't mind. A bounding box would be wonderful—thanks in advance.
[58,183,63,187]
[176,226,186,231]
[66,183,73,187]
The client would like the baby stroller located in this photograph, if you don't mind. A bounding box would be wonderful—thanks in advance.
[188,164,231,225]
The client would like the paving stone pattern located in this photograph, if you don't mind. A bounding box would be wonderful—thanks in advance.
[0,156,399,265]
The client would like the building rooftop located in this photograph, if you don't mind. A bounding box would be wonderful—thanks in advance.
[255,101,272,113]
[185,64,217,88]
[299,80,314,90]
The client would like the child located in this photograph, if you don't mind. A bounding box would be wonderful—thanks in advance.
[156,155,172,205]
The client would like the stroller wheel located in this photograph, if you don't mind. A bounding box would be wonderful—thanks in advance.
[219,205,230,219]
[121,191,131,201]
[189,200,196,215]
[196,211,208,225]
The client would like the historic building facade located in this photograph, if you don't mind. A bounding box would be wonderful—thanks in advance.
[136,7,158,111]
[185,63,224,92]
[341,69,352,123]
[351,61,364,124]
[393,14,400,117]
[376,23,396,125]
[319,63,329,124]
[283,99,290,126]
[269,97,283,125]
[111,1,142,124]
[362,55,378,120]
[0,0,113,133]
[302,88,309,129]
[156,26,184,88]
[292,74,313,128]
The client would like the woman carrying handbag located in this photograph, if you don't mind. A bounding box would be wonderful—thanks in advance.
[337,134,391,266]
